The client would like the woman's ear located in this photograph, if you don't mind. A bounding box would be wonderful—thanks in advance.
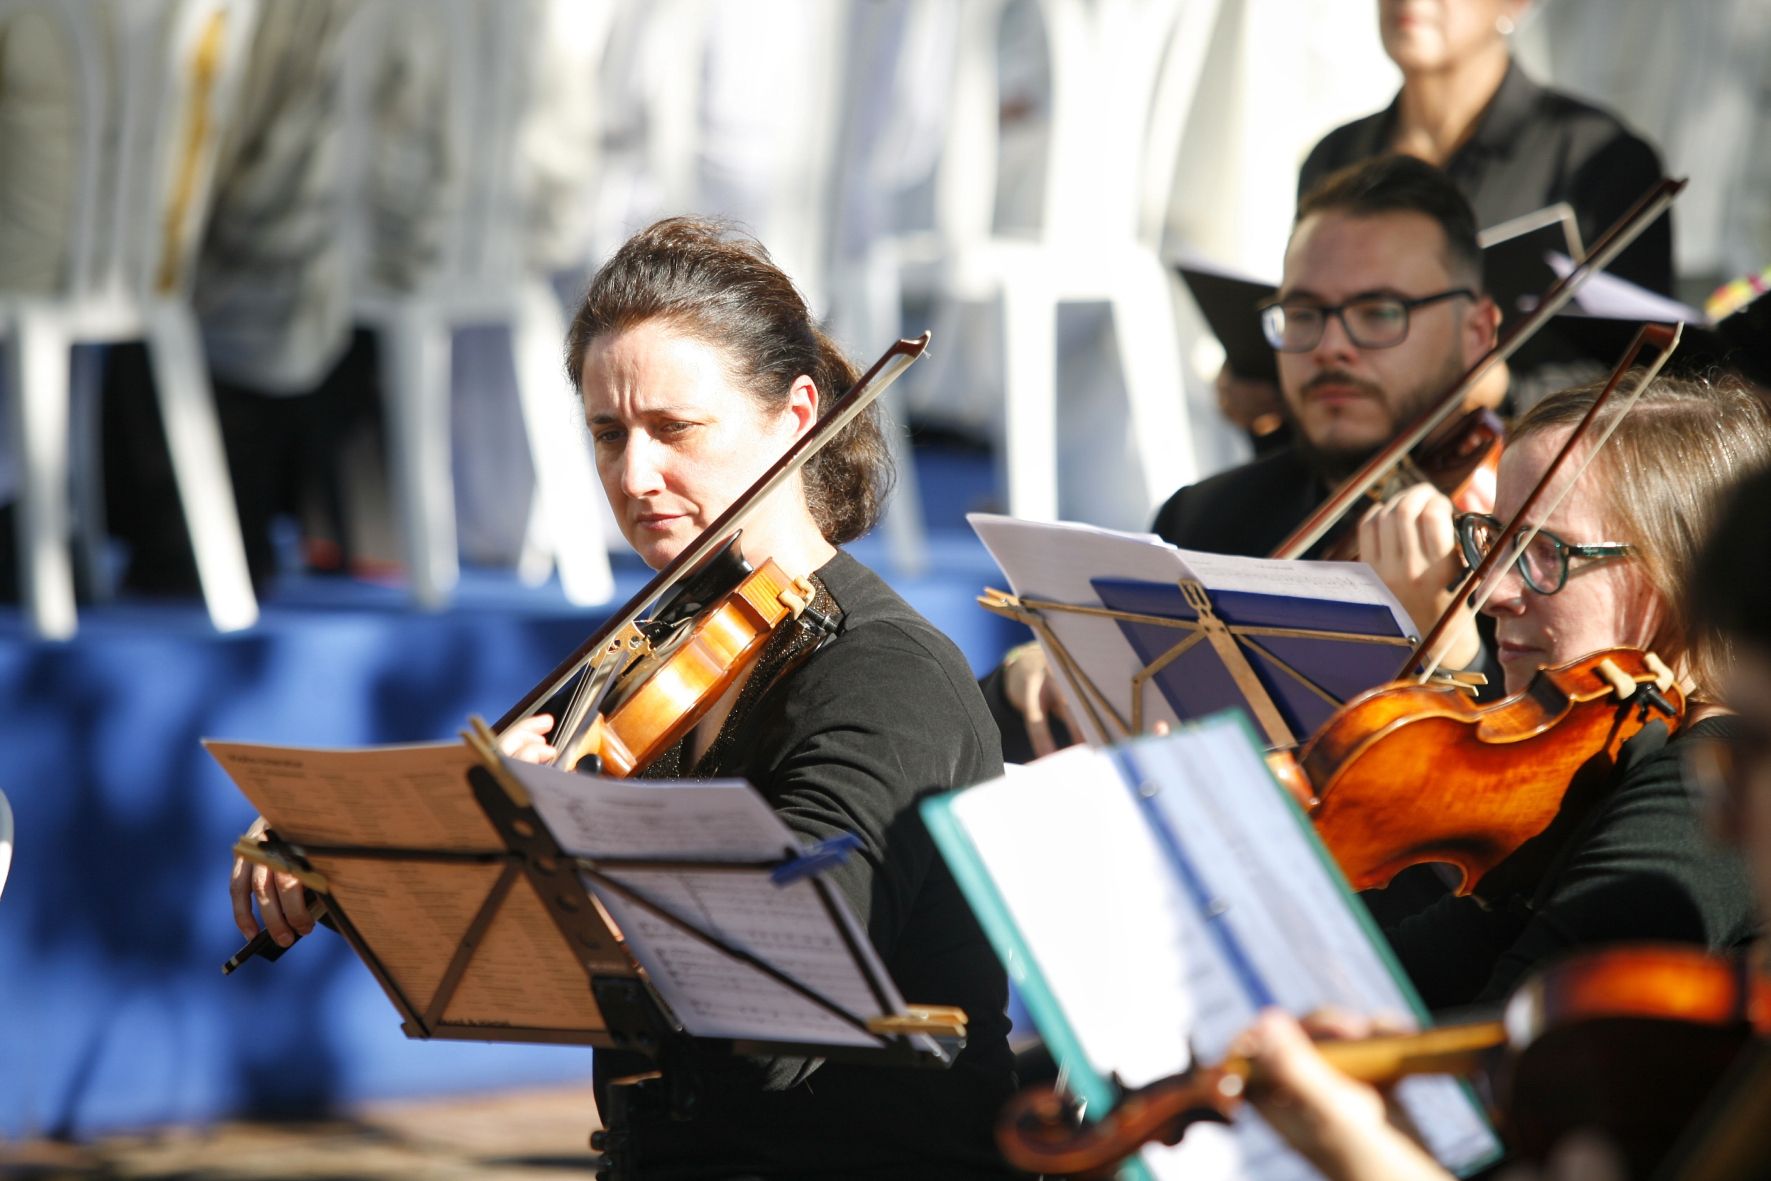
[784,375,820,441]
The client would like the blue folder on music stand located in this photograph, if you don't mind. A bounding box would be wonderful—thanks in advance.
[1091,577,1416,748]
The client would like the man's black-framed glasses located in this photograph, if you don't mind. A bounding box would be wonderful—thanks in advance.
[1454,511,1635,596]
[1259,288,1476,352]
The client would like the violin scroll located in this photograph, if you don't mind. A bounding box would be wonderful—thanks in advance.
[996,1067,1239,1177]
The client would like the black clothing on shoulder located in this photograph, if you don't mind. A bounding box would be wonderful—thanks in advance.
[1384,715,1757,1012]
[1299,58,1673,298]
[595,550,1016,1180]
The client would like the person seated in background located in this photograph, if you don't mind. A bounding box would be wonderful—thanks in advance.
[1301,0,1672,297]
[1231,446,1771,1181]
[1216,0,1675,457]
[989,154,1503,760]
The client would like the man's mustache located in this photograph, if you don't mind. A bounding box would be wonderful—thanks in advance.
[1302,371,1383,400]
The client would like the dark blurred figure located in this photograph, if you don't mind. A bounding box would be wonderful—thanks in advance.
[103,1,362,594]
[1301,0,1673,296]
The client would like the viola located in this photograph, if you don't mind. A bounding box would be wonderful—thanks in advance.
[1272,646,1683,896]
[997,944,1771,1179]
[1318,404,1506,561]
[493,334,930,776]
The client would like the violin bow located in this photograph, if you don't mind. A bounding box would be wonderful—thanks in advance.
[1272,177,1686,561]
[493,332,932,736]
[1406,322,1684,682]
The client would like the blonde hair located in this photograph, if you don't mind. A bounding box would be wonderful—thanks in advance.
[1510,374,1771,701]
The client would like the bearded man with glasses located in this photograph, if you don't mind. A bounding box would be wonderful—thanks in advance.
[990,155,1506,761]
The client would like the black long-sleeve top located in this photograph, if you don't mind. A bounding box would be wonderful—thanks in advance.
[1385,715,1757,1011]
[1299,58,1674,297]
[595,549,1016,1179]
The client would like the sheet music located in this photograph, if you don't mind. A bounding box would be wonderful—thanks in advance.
[970,514,1419,749]
[508,761,799,860]
[206,738,607,1035]
[971,515,1202,744]
[1172,549,1416,635]
[591,869,899,1045]
[205,739,501,851]
[505,755,905,1047]
[937,714,1498,1180]
[1548,251,1704,323]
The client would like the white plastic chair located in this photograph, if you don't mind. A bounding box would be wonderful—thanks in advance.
[0,0,260,639]
[835,0,1222,525]
[0,787,11,900]
[341,0,615,609]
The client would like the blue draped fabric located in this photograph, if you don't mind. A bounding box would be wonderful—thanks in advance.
[0,531,1020,1139]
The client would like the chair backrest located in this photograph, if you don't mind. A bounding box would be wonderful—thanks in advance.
[339,0,612,301]
[9,0,259,306]
[0,787,12,900]
[1038,0,1222,247]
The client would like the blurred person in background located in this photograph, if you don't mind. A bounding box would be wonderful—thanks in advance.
[99,0,361,594]
[989,156,1502,762]
[1218,0,1677,449]
[1301,0,1672,295]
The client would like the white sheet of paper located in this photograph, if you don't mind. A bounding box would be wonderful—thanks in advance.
[943,716,1498,1180]
[969,514,1419,749]
[503,756,905,1048]
[509,759,799,860]
[1549,251,1704,323]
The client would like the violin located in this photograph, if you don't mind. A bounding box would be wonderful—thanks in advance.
[1317,404,1506,561]
[1262,324,1687,898]
[1272,177,1684,562]
[493,334,931,776]
[1271,646,1682,896]
[997,944,1771,1179]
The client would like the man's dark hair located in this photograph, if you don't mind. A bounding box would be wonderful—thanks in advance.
[1295,154,1483,288]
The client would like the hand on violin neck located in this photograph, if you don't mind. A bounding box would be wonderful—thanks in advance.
[1359,485,1483,671]
[499,714,559,765]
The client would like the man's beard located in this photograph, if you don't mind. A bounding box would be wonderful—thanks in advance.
[1292,352,1467,484]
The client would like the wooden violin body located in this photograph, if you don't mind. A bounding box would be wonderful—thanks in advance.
[1319,405,1505,561]
[997,945,1770,1178]
[561,554,822,776]
[1269,647,1683,896]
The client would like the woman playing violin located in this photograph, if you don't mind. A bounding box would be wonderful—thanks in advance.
[234,218,1016,1178]
[1382,374,1767,1011]
[1232,443,1771,1181]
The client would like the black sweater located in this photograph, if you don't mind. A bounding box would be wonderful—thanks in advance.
[1385,715,1757,1010]
[595,550,1016,1179]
